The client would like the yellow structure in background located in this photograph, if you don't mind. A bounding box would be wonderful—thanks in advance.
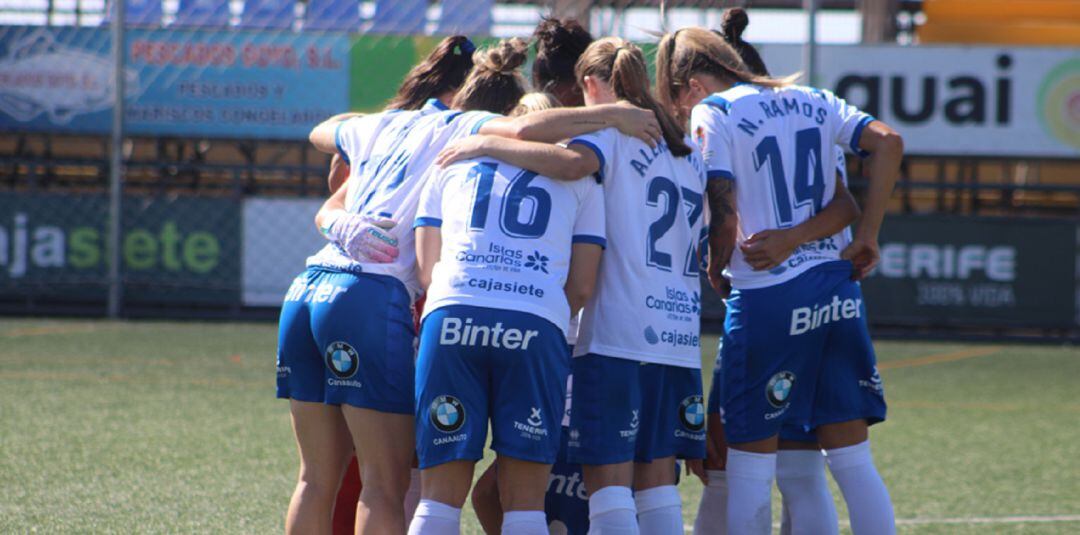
[919,0,1080,46]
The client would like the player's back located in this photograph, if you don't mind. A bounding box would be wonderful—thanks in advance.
[569,127,707,368]
[307,109,495,294]
[417,157,605,335]
[693,83,873,289]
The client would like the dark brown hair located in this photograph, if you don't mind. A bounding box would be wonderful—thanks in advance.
[532,17,593,107]
[576,37,692,157]
[452,38,529,116]
[720,8,769,77]
[386,35,474,111]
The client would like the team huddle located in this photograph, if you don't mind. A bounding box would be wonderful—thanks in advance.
[276,9,903,535]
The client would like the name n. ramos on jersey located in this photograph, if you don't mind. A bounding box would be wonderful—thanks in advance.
[306,109,497,296]
[415,157,605,336]
[692,84,873,291]
[569,127,707,369]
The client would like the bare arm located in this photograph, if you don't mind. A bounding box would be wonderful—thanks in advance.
[309,112,363,154]
[415,226,442,291]
[435,136,600,182]
[564,243,603,316]
[706,179,738,296]
[327,154,350,193]
[842,120,904,279]
[314,180,350,233]
[477,102,660,146]
[740,175,860,271]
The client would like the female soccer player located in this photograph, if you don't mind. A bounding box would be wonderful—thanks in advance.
[686,9,854,535]
[530,16,594,107]
[438,37,708,534]
[657,26,904,535]
[409,67,607,531]
[297,37,661,534]
[278,34,475,535]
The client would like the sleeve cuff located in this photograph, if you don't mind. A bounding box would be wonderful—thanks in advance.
[334,119,351,166]
[707,170,735,181]
[567,139,605,183]
[572,235,607,249]
[470,114,498,135]
[413,217,443,229]
[850,115,875,158]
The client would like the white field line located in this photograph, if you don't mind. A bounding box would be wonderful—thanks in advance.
[682,514,1080,532]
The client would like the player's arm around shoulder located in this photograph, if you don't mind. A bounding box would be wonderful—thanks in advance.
[435,136,599,182]
[309,112,364,154]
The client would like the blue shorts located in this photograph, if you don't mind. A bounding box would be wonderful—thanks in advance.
[566,354,706,465]
[719,261,887,444]
[415,305,570,469]
[707,351,817,443]
[276,267,416,413]
[545,430,589,535]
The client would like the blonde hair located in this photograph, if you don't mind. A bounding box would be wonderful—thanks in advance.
[452,38,530,116]
[511,92,560,117]
[656,27,797,115]
[575,37,692,157]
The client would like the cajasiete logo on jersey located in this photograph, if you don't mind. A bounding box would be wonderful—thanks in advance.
[1038,58,1080,150]
[325,341,359,379]
[679,395,706,432]
[430,395,466,433]
[766,371,796,409]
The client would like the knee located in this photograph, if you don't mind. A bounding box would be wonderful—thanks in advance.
[359,468,411,501]
[294,474,340,503]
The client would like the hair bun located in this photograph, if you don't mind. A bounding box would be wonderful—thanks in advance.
[721,7,750,42]
[479,37,528,74]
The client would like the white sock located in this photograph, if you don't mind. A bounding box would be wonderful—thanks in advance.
[588,485,639,535]
[407,499,460,535]
[725,449,775,535]
[502,510,548,535]
[825,441,895,535]
[634,485,682,535]
[404,469,422,523]
[692,471,727,535]
[777,450,839,535]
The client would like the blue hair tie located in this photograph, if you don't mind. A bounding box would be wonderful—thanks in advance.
[460,38,476,55]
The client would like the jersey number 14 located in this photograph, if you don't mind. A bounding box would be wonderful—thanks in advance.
[754,127,826,227]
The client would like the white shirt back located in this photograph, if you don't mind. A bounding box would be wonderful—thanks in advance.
[307,108,497,296]
[415,157,606,335]
[691,84,873,290]
[569,128,708,369]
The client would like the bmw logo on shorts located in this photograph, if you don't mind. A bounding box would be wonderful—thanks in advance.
[766,371,796,408]
[430,395,466,433]
[679,395,706,431]
[325,341,359,379]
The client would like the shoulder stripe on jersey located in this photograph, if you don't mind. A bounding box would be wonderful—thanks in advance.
[572,235,607,249]
[707,170,735,181]
[425,98,449,111]
[701,94,731,113]
[567,139,605,183]
[470,114,498,134]
[413,217,442,229]
[850,115,875,158]
[333,119,351,166]
[443,111,464,124]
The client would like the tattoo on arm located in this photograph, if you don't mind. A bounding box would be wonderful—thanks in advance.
[707,179,735,226]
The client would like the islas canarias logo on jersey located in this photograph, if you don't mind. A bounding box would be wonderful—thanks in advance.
[1039,58,1080,151]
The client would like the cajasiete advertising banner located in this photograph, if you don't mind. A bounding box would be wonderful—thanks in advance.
[0,193,241,305]
[858,215,1077,328]
[757,44,1080,158]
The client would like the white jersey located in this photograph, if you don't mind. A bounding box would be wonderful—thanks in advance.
[569,128,707,369]
[415,157,606,335]
[307,106,498,296]
[691,84,874,290]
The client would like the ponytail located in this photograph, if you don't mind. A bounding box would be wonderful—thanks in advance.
[576,38,691,157]
[452,38,529,116]
[386,35,475,111]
